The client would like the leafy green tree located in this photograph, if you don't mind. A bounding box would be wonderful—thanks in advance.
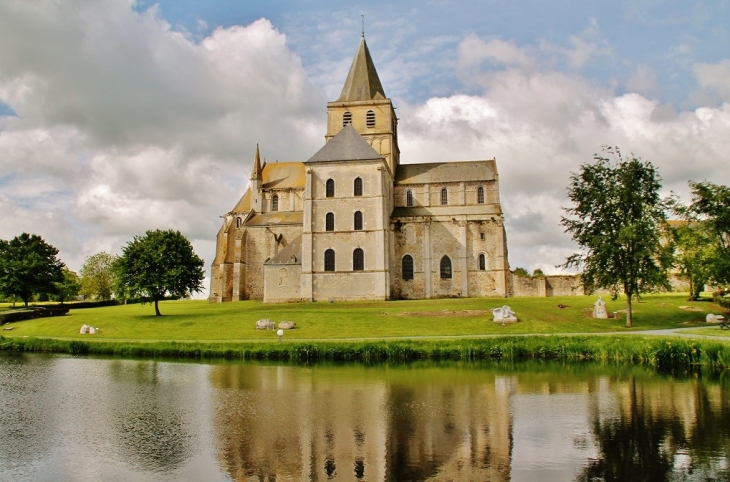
[79,251,117,300]
[55,268,81,304]
[532,268,545,277]
[561,147,670,327]
[686,181,730,287]
[512,267,530,277]
[670,221,716,301]
[114,229,205,316]
[0,233,65,306]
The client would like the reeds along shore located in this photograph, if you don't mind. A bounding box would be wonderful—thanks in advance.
[2,335,730,369]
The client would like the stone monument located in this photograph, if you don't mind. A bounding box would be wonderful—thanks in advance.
[593,296,608,319]
[492,305,517,323]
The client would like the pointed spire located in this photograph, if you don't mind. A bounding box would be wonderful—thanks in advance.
[337,37,386,102]
[251,143,262,181]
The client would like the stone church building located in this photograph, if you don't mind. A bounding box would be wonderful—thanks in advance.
[209,36,511,303]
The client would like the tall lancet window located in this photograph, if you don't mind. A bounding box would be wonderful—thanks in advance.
[354,177,363,196]
[324,249,335,272]
[353,248,364,271]
[477,186,485,204]
[440,255,452,279]
[271,195,279,212]
[354,211,363,230]
[326,179,335,198]
[441,188,448,206]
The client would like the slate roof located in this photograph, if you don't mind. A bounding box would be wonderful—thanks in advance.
[265,234,302,265]
[337,37,386,102]
[306,124,383,163]
[395,160,498,184]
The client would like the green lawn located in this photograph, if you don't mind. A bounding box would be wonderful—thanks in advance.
[2,293,726,342]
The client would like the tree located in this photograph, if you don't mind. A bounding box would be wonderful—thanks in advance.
[512,267,530,277]
[79,252,117,300]
[55,268,81,304]
[561,147,670,327]
[0,233,65,306]
[114,229,205,316]
[686,181,730,287]
[669,221,716,301]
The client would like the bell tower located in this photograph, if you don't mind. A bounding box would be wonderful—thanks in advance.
[325,35,400,174]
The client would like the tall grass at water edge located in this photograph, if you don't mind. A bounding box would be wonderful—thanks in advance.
[2,335,729,370]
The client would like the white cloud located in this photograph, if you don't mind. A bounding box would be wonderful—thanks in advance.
[0,0,325,294]
[1,2,728,289]
[693,59,730,103]
[398,36,730,273]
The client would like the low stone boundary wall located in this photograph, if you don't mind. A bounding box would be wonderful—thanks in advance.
[511,274,584,297]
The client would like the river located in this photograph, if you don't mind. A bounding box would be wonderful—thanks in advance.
[1,352,728,481]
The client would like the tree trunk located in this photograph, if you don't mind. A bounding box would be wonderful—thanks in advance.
[626,292,633,328]
[154,297,162,316]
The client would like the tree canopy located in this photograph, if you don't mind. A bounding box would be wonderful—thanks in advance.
[114,229,205,316]
[79,251,117,300]
[686,181,730,287]
[561,147,670,327]
[0,233,65,306]
[55,268,81,304]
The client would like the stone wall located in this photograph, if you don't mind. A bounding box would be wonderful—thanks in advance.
[510,274,585,297]
[263,264,302,303]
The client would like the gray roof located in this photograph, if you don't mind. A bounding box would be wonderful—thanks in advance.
[395,160,497,184]
[265,234,302,265]
[306,124,383,163]
[337,37,386,102]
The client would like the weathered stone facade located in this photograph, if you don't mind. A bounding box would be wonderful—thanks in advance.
[209,36,511,302]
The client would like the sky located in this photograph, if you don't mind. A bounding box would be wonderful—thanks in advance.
[1,0,729,296]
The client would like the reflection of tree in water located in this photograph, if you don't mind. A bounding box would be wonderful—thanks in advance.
[118,410,192,472]
[110,361,193,473]
[577,376,730,482]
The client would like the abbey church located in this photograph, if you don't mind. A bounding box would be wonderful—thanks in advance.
[209,36,511,303]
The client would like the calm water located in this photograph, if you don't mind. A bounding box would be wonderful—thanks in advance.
[1,353,729,482]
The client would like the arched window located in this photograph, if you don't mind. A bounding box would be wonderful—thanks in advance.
[354,177,363,196]
[440,188,448,206]
[343,111,352,126]
[353,248,364,271]
[477,186,485,204]
[324,249,335,272]
[402,255,414,280]
[354,211,363,230]
[325,212,334,232]
[271,194,279,211]
[406,190,413,207]
[326,179,335,198]
[366,110,375,128]
[440,255,452,279]
[479,253,486,271]
[235,217,242,228]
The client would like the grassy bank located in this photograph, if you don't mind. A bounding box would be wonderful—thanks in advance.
[3,334,730,369]
[1,293,726,341]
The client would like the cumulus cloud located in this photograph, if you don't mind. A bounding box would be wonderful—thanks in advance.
[0,0,325,292]
[398,35,730,274]
[693,59,730,103]
[1,1,729,291]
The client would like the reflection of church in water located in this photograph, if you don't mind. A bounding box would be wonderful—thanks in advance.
[211,364,514,481]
